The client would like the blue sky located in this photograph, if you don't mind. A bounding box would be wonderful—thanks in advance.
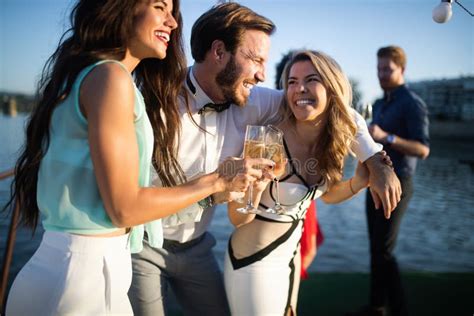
[1,0,473,103]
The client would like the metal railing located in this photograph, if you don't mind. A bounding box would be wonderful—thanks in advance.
[0,169,17,314]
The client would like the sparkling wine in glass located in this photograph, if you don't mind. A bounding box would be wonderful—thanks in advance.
[236,125,266,214]
[264,125,286,214]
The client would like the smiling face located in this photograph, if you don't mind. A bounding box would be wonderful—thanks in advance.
[129,0,178,60]
[215,30,270,106]
[286,60,329,123]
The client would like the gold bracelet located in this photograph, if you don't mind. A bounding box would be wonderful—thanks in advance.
[349,178,357,195]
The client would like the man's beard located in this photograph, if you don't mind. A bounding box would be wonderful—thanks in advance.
[215,55,246,106]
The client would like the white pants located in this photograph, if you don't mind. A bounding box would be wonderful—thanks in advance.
[6,231,133,316]
[224,220,303,316]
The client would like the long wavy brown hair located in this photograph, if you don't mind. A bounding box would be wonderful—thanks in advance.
[280,50,357,186]
[3,0,186,230]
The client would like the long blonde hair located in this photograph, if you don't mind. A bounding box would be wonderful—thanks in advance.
[280,50,357,185]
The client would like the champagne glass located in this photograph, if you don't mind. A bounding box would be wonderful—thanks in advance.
[236,125,266,214]
[264,125,285,214]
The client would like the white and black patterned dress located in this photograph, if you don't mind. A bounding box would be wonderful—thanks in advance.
[224,139,327,316]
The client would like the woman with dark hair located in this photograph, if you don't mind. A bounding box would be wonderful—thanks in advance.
[4,0,267,314]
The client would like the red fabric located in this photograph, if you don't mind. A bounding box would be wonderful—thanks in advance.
[300,201,324,279]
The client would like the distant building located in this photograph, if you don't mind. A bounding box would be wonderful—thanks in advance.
[409,76,474,121]
[0,92,35,114]
[2,95,18,117]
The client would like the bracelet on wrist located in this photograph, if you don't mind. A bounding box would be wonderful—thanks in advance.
[385,134,396,145]
[349,178,357,195]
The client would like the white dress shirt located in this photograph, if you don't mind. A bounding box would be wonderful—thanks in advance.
[156,67,382,243]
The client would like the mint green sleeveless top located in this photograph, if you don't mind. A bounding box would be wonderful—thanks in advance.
[37,60,162,252]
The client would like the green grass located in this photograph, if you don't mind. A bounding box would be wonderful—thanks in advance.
[167,272,474,315]
[297,272,474,316]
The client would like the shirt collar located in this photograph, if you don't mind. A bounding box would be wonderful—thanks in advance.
[384,84,406,102]
[185,66,217,113]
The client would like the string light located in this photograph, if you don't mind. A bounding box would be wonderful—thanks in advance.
[433,0,474,23]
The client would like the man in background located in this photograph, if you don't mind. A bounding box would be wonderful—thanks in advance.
[350,45,430,316]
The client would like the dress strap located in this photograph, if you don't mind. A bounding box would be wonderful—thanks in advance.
[280,137,311,188]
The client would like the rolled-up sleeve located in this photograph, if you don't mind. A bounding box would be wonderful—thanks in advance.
[406,98,430,146]
[350,109,383,162]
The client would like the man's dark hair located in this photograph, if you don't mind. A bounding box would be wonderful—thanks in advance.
[191,2,275,62]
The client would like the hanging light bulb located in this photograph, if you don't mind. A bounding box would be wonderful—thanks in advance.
[433,0,453,23]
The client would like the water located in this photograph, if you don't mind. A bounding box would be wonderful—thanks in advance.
[209,151,474,273]
[1,114,474,293]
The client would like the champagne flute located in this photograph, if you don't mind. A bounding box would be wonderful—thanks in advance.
[264,125,285,214]
[236,125,266,214]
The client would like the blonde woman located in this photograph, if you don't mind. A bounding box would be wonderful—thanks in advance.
[224,50,376,315]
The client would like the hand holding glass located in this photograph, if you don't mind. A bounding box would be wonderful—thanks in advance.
[264,125,286,214]
[235,125,266,214]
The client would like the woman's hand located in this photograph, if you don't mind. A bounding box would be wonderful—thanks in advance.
[216,157,275,193]
[252,167,274,194]
[253,157,287,195]
[379,150,394,169]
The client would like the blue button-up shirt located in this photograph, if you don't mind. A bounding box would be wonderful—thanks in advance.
[371,85,430,178]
